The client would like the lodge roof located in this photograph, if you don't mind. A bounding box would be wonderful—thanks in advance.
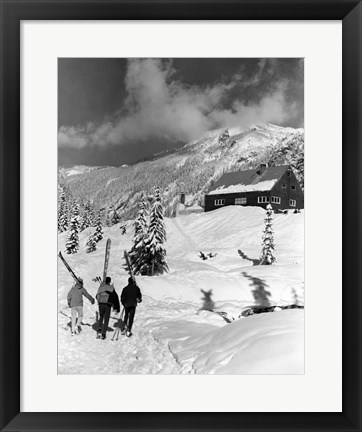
[207,165,290,195]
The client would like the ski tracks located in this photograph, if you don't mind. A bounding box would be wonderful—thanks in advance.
[115,327,180,374]
[58,298,181,375]
[170,218,199,251]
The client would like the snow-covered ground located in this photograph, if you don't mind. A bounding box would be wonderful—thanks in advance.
[58,206,304,374]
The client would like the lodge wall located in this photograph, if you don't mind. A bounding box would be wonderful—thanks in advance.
[204,170,304,212]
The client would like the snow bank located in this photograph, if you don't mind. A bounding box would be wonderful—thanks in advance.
[168,309,304,374]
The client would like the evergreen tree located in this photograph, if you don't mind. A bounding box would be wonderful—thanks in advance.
[58,187,68,232]
[65,215,80,254]
[73,203,80,218]
[81,201,94,231]
[146,188,168,275]
[129,199,149,274]
[86,234,97,253]
[295,152,304,190]
[76,200,85,232]
[66,196,77,224]
[106,206,113,227]
[260,203,276,265]
[111,208,121,226]
[94,211,103,242]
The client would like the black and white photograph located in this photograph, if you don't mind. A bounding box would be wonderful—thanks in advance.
[57,58,304,375]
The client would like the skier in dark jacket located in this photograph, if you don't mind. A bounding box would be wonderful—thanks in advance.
[96,276,120,340]
[120,277,142,337]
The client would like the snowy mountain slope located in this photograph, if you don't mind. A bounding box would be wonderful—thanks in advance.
[60,123,304,219]
[58,206,304,374]
[59,165,104,178]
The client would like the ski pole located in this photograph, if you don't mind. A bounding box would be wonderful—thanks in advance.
[112,307,124,341]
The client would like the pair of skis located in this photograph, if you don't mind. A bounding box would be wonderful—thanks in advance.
[58,251,83,285]
[102,239,111,282]
[124,249,136,284]
[93,241,134,287]
[111,307,125,341]
[96,238,113,283]
[58,238,112,286]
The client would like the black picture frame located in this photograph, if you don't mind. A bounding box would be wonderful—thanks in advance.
[1,1,361,431]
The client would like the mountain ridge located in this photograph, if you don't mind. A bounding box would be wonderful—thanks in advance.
[59,123,304,220]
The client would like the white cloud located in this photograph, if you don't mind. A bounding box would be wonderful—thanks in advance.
[58,59,299,149]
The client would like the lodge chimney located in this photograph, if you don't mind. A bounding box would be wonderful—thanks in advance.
[257,163,267,175]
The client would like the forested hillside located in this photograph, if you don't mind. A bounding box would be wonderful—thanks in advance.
[59,123,304,221]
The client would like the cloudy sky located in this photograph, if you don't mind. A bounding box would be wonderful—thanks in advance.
[58,58,303,167]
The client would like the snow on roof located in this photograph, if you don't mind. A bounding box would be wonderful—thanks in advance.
[207,165,289,195]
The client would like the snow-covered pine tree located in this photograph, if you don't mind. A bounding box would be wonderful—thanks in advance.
[81,201,94,231]
[73,202,80,218]
[260,203,276,265]
[129,199,149,274]
[86,234,97,253]
[111,208,121,226]
[66,195,77,225]
[58,187,68,232]
[94,211,103,242]
[65,212,80,254]
[76,200,86,232]
[106,206,113,227]
[146,188,168,275]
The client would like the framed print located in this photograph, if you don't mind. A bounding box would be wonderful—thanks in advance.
[1,1,361,431]
[57,56,305,376]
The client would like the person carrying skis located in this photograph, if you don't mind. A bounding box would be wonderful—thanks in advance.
[96,276,120,340]
[67,278,95,336]
[120,277,142,337]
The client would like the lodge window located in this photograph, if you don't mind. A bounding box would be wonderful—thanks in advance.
[289,199,296,207]
[282,183,286,188]
[257,196,270,203]
[235,197,247,205]
[291,185,296,190]
[214,199,225,206]
[271,196,281,204]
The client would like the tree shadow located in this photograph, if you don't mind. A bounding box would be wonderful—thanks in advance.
[242,271,271,307]
[199,289,232,324]
[291,287,302,306]
[200,289,215,311]
[238,249,260,266]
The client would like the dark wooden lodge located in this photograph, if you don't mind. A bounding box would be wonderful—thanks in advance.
[205,164,304,212]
